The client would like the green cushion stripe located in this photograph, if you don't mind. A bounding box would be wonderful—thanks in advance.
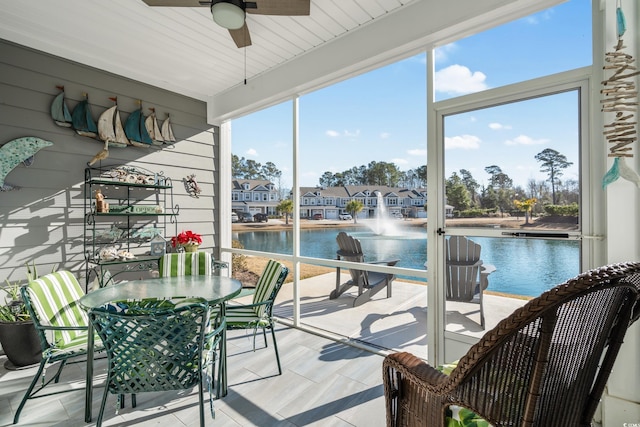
[252,260,283,314]
[226,306,257,317]
[226,306,268,327]
[196,252,211,275]
[159,252,212,277]
[27,271,88,346]
[225,260,287,329]
[46,332,101,355]
[226,319,269,327]
[225,260,288,338]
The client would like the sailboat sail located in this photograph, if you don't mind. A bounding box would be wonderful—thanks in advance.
[124,108,153,147]
[71,95,98,138]
[144,108,164,145]
[98,104,129,148]
[113,109,129,147]
[50,87,72,127]
[161,115,176,144]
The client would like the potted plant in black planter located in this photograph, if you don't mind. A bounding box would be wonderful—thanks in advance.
[0,273,42,369]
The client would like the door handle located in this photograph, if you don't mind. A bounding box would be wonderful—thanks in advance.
[502,231,569,238]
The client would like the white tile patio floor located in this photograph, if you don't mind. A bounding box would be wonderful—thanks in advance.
[274,272,528,356]
[1,326,386,427]
[0,273,528,426]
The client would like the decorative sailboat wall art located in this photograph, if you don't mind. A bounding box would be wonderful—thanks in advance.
[145,107,164,145]
[49,87,178,161]
[124,101,153,147]
[161,114,176,145]
[50,86,72,128]
[98,97,129,148]
[71,93,98,138]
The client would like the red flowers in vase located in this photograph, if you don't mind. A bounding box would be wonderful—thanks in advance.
[170,230,202,248]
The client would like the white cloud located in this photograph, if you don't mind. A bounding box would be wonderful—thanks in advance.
[391,158,409,165]
[435,64,488,95]
[380,132,391,139]
[445,134,481,150]
[489,122,512,130]
[433,43,458,63]
[524,9,553,25]
[246,148,258,156]
[408,148,427,156]
[326,129,360,138]
[505,134,549,146]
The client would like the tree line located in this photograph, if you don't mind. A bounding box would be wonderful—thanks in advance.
[233,148,577,218]
[232,155,283,183]
[232,154,286,198]
[446,148,576,217]
[318,161,427,188]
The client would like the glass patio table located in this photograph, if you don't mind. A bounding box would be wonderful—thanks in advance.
[78,275,242,422]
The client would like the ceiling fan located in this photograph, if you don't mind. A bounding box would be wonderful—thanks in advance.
[142,0,311,48]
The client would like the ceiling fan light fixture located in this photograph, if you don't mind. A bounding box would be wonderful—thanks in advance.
[211,0,245,30]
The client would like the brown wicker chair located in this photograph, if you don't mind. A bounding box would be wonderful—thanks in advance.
[383,262,640,427]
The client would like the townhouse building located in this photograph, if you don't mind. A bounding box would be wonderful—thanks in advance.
[299,185,427,220]
[231,179,279,217]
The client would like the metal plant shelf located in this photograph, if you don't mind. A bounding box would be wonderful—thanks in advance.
[84,165,178,291]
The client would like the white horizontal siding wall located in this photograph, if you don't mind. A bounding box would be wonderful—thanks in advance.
[0,39,219,285]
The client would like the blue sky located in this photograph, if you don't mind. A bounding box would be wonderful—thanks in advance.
[231,0,591,191]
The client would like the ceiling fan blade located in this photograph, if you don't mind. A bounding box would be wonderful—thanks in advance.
[229,23,252,48]
[141,0,208,6]
[246,0,310,16]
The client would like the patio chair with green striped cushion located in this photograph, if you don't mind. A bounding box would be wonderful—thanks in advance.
[226,259,289,375]
[159,252,213,277]
[14,270,104,424]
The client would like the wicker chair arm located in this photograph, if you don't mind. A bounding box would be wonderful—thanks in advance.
[384,352,450,392]
[384,352,459,426]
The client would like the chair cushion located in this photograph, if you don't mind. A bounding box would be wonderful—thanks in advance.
[251,260,284,316]
[45,332,97,358]
[226,260,286,329]
[26,270,90,347]
[436,360,492,427]
[159,252,212,276]
[225,306,270,327]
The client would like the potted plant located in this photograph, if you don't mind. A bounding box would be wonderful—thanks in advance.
[0,262,44,368]
[171,230,202,252]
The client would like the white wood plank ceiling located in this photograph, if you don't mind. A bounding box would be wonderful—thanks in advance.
[0,0,412,101]
[0,0,558,121]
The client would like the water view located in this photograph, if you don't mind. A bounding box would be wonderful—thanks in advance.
[233,224,580,298]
